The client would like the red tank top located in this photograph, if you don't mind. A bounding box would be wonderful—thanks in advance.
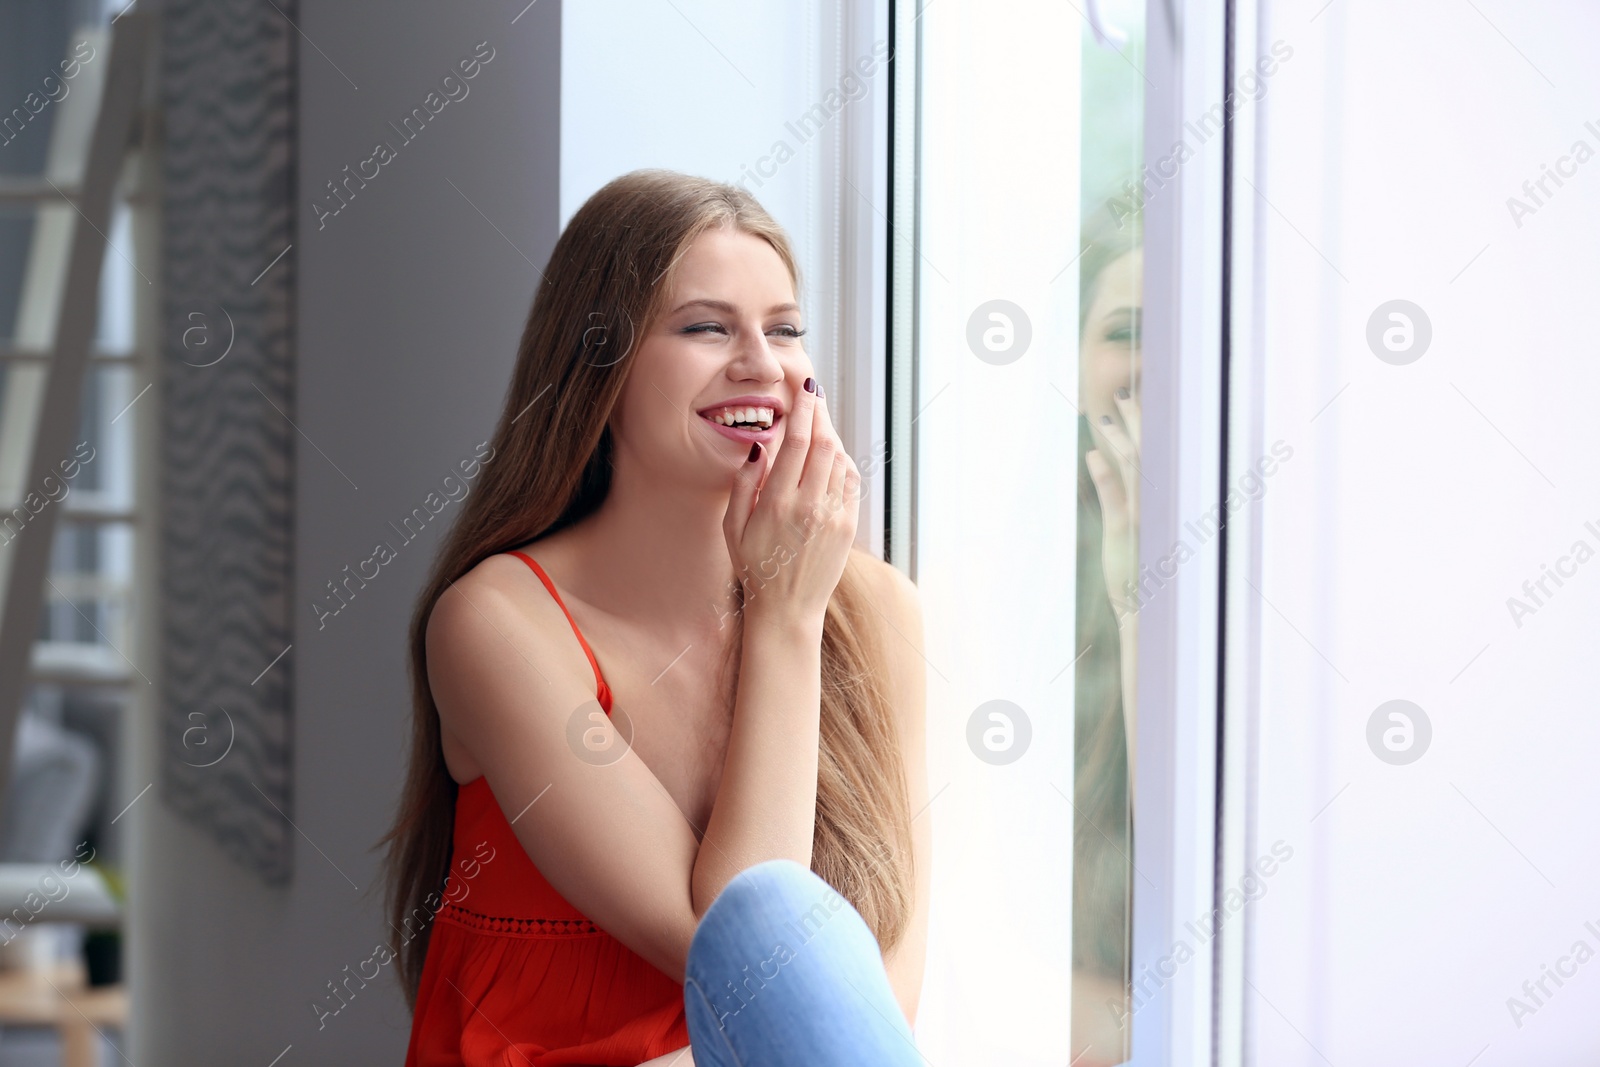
[403,551,690,1066]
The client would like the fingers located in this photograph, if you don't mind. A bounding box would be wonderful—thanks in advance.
[835,452,862,522]
[768,377,818,493]
[745,377,858,547]
[1085,449,1130,536]
[802,387,860,541]
[1112,386,1141,447]
[804,450,858,554]
[798,386,842,496]
[821,400,862,516]
[1096,412,1141,496]
[825,451,846,508]
[724,440,765,545]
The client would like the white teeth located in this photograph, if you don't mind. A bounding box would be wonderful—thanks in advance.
[708,405,775,428]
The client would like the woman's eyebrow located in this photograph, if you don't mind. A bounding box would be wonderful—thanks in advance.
[670,298,801,315]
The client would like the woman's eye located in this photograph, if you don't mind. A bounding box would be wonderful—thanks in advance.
[681,322,807,338]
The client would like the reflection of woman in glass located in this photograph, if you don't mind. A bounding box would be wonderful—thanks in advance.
[1070,201,1142,1066]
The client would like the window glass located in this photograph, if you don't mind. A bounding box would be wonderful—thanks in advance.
[909,2,1145,1061]
[1072,4,1145,1064]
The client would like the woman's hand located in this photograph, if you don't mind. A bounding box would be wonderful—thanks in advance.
[723,379,861,626]
[1085,386,1141,626]
[631,1045,695,1067]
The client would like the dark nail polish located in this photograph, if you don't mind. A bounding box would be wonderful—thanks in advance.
[1100,414,1114,425]
[747,442,762,462]
[804,377,816,393]
[1115,386,1130,400]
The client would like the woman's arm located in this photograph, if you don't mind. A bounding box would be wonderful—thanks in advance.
[691,382,858,914]
[1086,387,1142,810]
[429,577,705,982]
[689,607,824,909]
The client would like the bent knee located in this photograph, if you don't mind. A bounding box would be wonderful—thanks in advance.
[691,860,843,956]
[707,859,824,917]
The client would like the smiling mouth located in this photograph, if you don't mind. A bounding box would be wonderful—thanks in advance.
[701,406,777,430]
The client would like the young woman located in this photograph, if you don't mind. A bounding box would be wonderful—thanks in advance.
[380,169,932,1066]
[1070,201,1142,1064]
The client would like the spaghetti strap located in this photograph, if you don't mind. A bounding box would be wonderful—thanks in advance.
[507,550,614,714]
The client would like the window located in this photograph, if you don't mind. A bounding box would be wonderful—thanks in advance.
[895,1,1221,1062]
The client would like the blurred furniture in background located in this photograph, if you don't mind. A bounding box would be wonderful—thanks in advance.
[0,710,99,864]
[0,962,125,1067]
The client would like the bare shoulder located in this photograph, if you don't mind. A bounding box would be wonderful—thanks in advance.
[845,547,924,637]
[428,553,535,647]
[425,551,595,726]
[843,548,926,739]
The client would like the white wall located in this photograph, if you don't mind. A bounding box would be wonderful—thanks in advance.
[560,2,818,231]
[560,0,841,307]
[1243,2,1600,1063]
[129,1,561,1061]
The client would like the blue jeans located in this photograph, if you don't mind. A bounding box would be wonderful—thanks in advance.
[683,859,922,1066]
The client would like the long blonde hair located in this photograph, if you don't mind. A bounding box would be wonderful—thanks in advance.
[376,169,915,1009]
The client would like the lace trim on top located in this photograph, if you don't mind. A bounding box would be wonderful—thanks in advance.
[437,900,604,938]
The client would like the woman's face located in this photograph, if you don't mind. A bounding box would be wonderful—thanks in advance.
[610,225,810,490]
[1079,248,1143,448]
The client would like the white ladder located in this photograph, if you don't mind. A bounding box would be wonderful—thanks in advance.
[0,13,152,814]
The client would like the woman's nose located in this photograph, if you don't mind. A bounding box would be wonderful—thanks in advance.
[727,327,786,379]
